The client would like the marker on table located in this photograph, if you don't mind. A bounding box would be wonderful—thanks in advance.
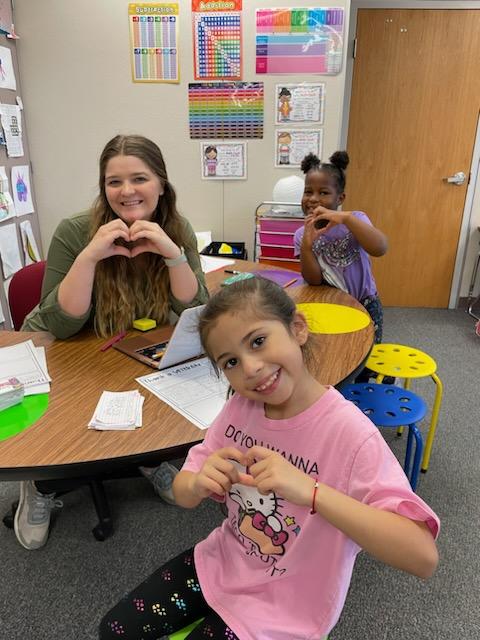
[224,269,241,274]
[283,278,298,289]
[100,331,127,352]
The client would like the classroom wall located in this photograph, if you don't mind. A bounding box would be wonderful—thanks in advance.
[13,0,350,262]
[12,0,480,299]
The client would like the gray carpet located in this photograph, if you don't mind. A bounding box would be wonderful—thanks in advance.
[0,308,479,639]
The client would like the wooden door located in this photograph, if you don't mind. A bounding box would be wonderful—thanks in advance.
[346,9,480,307]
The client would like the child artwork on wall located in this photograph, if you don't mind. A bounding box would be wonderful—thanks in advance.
[275,129,323,168]
[0,45,16,90]
[19,220,41,265]
[0,165,15,221]
[11,165,34,215]
[200,142,247,179]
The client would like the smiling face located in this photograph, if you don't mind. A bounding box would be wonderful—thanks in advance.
[207,309,316,419]
[301,169,345,216]
[104,154,164,225]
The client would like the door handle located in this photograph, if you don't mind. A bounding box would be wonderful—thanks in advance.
[443,171,466,185]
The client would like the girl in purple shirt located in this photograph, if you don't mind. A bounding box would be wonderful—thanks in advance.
[294,151,387,342]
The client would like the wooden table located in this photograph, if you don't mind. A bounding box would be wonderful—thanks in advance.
[0,261,373,481]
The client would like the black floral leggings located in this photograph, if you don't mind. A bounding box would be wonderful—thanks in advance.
[99,548,239,640]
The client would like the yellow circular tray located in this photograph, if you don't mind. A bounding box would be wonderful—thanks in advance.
[296,302,370,334]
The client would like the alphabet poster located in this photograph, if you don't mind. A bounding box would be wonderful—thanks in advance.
[11,165,34,215]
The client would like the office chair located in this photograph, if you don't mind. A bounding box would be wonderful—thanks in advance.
[8,260,46,330]
[3,260,116,541]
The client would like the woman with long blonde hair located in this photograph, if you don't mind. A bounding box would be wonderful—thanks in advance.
[18,135,209,550]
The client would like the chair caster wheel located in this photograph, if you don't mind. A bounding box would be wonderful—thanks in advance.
[2,501,18,529]
[92,525,106,541]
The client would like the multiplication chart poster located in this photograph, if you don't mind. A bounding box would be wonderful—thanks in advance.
[256,7,344,75]
[200,142,247,179]
[275,129,323,168]
[128,3,179,83]
[192,0,242,80]
[189,82,263,139]
[276,83,325,124]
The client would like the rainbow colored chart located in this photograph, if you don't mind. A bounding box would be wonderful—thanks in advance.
[193,11,242,80]
[189,82,264,139]
[129,3,179,83]
[256,7,344,75]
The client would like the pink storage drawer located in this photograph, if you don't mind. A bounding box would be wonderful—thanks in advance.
[259,218,304,233]
[259,231,295,246]
[260,245,296,259]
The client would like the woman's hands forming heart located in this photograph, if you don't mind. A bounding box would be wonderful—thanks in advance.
[83,219,181,264]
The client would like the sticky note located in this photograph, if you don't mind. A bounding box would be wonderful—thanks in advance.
[133,318,157,331]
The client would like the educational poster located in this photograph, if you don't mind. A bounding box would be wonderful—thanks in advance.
[0,46,16,90]
[275,129,323,168]
[189,82,263,138]
[128,3,179,83]
[20,220,41,265]
[0,103,23,157]
[0,165,15,221]
[256,7,344,75]
[0,223,22,278]
[192,0,242,80]
[11,165,34,215]
[276,83,325,124]
[201,142,247,180]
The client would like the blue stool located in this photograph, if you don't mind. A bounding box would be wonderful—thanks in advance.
[341,383,426,491]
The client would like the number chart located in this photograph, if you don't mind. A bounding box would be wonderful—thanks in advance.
[192,0,242,81]
[256,7,344,75]
[129,3,179,83]
[189,82,263,139]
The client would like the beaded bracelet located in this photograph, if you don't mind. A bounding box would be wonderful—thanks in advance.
[310,479,319,515]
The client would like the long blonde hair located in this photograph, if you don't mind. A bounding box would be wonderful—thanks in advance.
[90,134,194,337]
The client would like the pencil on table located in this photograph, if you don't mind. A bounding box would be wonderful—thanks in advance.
[283,278,298,289]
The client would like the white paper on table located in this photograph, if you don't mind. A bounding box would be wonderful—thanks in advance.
[0,47,17,90]
[137,356,228,430]
[88,390,144,430]
[200,255,235,274]
[0,222,22,278]
[29,346,51,395]
[0,339,51,389]
[11,165,34,215]
[0,103,23,157]
[19,220,40,264]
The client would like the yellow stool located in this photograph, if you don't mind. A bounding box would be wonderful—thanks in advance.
[366,344,443,472]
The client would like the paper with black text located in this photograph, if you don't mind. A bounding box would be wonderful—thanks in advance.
[136,356,228,430]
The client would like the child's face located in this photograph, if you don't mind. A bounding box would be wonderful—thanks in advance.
[302,170,344,215]
[206,149,217,159]
[207,310,311,418]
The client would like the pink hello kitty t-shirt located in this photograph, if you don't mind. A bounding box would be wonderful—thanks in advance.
[182,388,440,640]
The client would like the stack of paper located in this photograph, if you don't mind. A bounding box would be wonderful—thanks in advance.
[88,390,144,431]
[0,340,51,395]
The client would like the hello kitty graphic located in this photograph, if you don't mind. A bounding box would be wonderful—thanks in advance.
[229,461,288,556]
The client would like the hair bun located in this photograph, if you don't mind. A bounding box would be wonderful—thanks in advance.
[300,152,321,174]
[329,151,349,171]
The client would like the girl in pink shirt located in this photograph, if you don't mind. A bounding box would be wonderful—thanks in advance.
[99,278,439,640]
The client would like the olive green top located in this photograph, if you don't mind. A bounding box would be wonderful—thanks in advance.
[23,212,209,339]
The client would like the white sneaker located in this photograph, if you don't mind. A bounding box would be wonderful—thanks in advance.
[139,462,178,505]
[14,481,63,550]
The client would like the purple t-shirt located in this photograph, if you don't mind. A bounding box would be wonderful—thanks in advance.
[183,388,440,640]
[293,211,377,302]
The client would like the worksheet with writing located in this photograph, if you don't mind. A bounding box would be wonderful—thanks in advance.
[137,357,228,430]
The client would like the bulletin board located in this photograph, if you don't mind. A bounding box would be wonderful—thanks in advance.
[0,36,42,329]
